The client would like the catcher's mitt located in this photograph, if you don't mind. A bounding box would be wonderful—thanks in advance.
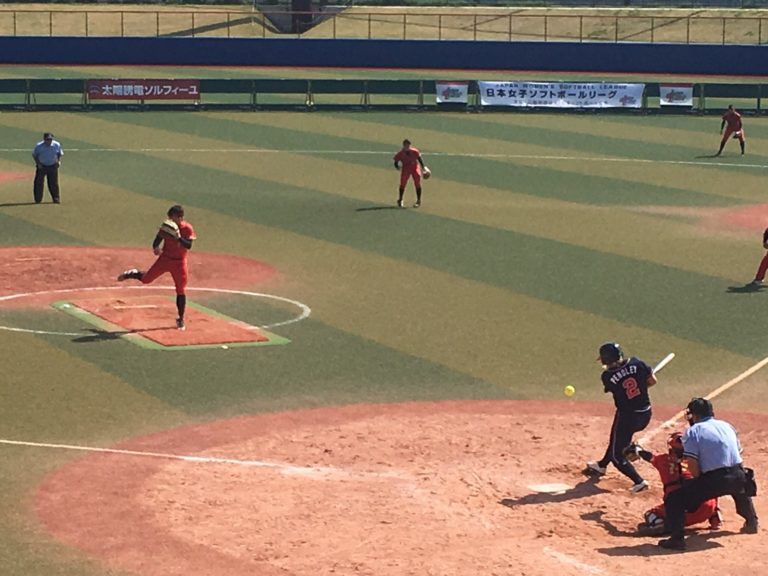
[159,219,180,239]
[623,442,642,462]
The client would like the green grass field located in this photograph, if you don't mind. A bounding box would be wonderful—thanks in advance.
[1,64,768,574]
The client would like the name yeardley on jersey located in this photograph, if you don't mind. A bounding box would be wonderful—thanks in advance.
[608,364,638,385]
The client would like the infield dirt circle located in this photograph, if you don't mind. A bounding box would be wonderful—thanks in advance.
[35,401,768,576]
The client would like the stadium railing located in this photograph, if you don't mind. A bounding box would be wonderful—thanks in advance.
[0,79,764,112]
[1,9,767,44]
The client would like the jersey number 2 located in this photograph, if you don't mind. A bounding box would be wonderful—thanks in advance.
[623,378,641,400]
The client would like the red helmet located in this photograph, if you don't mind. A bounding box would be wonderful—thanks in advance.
[667,432,684,456]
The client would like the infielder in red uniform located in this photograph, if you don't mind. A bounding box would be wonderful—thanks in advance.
[117,205,196,330]
[626,432,721,533]
[751,227,768,286]
[393,139,429,208]
[716,105,745,156]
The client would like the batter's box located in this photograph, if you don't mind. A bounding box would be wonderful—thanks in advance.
[51,296,289,351]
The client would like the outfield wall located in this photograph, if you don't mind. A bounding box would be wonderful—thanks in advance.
[0,37,766,76]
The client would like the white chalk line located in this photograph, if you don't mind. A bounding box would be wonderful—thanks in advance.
[543,546,606,575]
[0,285,311,337]
[0,147,764,170]
[638,354,768,444]
[0,437,401,480]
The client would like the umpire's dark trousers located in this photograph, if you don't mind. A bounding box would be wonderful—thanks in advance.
[664,464,757,539]
[34,164,60,203]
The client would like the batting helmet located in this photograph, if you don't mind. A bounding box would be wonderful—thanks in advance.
[667,432,684,456]
[686,397,714,419]
[598,342,623,365]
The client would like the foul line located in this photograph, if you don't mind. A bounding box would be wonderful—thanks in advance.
[0,437,401,480]
[543,546,605,575]
[0,147,764,170]
[639,355,768,444]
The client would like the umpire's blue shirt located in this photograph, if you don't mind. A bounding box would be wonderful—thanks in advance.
[32,140,63,166]
[683,416,742,474]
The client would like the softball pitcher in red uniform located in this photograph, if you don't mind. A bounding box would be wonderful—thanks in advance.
[118,204,196,330]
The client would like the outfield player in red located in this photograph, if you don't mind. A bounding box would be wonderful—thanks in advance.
[117,205,196,330]
[393,139,428,208]
[716,105,745,156]
[627,432,721,534]
[750,226,768,286]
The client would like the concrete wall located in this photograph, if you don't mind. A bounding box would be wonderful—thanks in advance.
[0,37,765,76]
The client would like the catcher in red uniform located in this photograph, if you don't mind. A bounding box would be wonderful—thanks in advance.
[625,432,722,534]
[117,204,196,330]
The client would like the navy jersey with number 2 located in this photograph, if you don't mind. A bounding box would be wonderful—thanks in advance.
[601,356,653,412]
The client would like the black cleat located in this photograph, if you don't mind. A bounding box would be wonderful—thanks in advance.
[117,268,140,282]
[658,537,686,551]
[741,521,759,534]
[176,317,186,331]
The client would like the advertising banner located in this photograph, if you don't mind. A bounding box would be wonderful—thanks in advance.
[436,81,469,104]
[478,81,644,108]
[86,79,201,100]
[659,84,694,107]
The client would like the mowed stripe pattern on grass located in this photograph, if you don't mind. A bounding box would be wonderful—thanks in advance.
[1,81,768,576]
[0,110,763,393]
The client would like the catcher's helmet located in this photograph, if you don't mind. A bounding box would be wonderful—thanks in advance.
[686,397,714,419]
[599,342,624,365]
[667,432,684,456]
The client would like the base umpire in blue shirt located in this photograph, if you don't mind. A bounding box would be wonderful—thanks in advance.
[32,132,63,204]
[658,397,759,550]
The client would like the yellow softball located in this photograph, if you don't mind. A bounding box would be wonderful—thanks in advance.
[564,385,576,397]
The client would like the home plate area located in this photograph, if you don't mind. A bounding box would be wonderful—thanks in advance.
[53,294,285,349]
[34,402,768,576]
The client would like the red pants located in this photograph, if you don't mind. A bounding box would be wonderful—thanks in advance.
[400,168,421,189]
[142,255,188,295]
[647,497,718,527]
[756,252,768,282]
[721,127,745,147]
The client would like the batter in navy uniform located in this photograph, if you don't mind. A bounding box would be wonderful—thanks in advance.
[584,342,657,493]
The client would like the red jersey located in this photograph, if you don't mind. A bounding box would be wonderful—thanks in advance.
[161,220,196,260]
[650,453,691,496]
[723,109,742,131]
[394,147,421,172]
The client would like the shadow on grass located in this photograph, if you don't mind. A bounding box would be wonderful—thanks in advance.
[0,202,47,207]
[726,283,764,294]
[72,326,174,343]
[355,205,403,212]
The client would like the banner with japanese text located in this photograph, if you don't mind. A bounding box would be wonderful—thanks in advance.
[659,84,694,107]
[86,79,200,100]
[435,81,469,104]
[478,81,644,108]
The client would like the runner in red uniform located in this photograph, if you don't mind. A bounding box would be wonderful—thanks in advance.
[627,432,721,533]
[117,205,196,330]
[393,139,428,208]
[716,105,745,156]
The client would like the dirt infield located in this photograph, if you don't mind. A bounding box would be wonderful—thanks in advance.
[0,245,281,346]
[64,294,269,347]
[34,401,768,576]
[0,246,276,303]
